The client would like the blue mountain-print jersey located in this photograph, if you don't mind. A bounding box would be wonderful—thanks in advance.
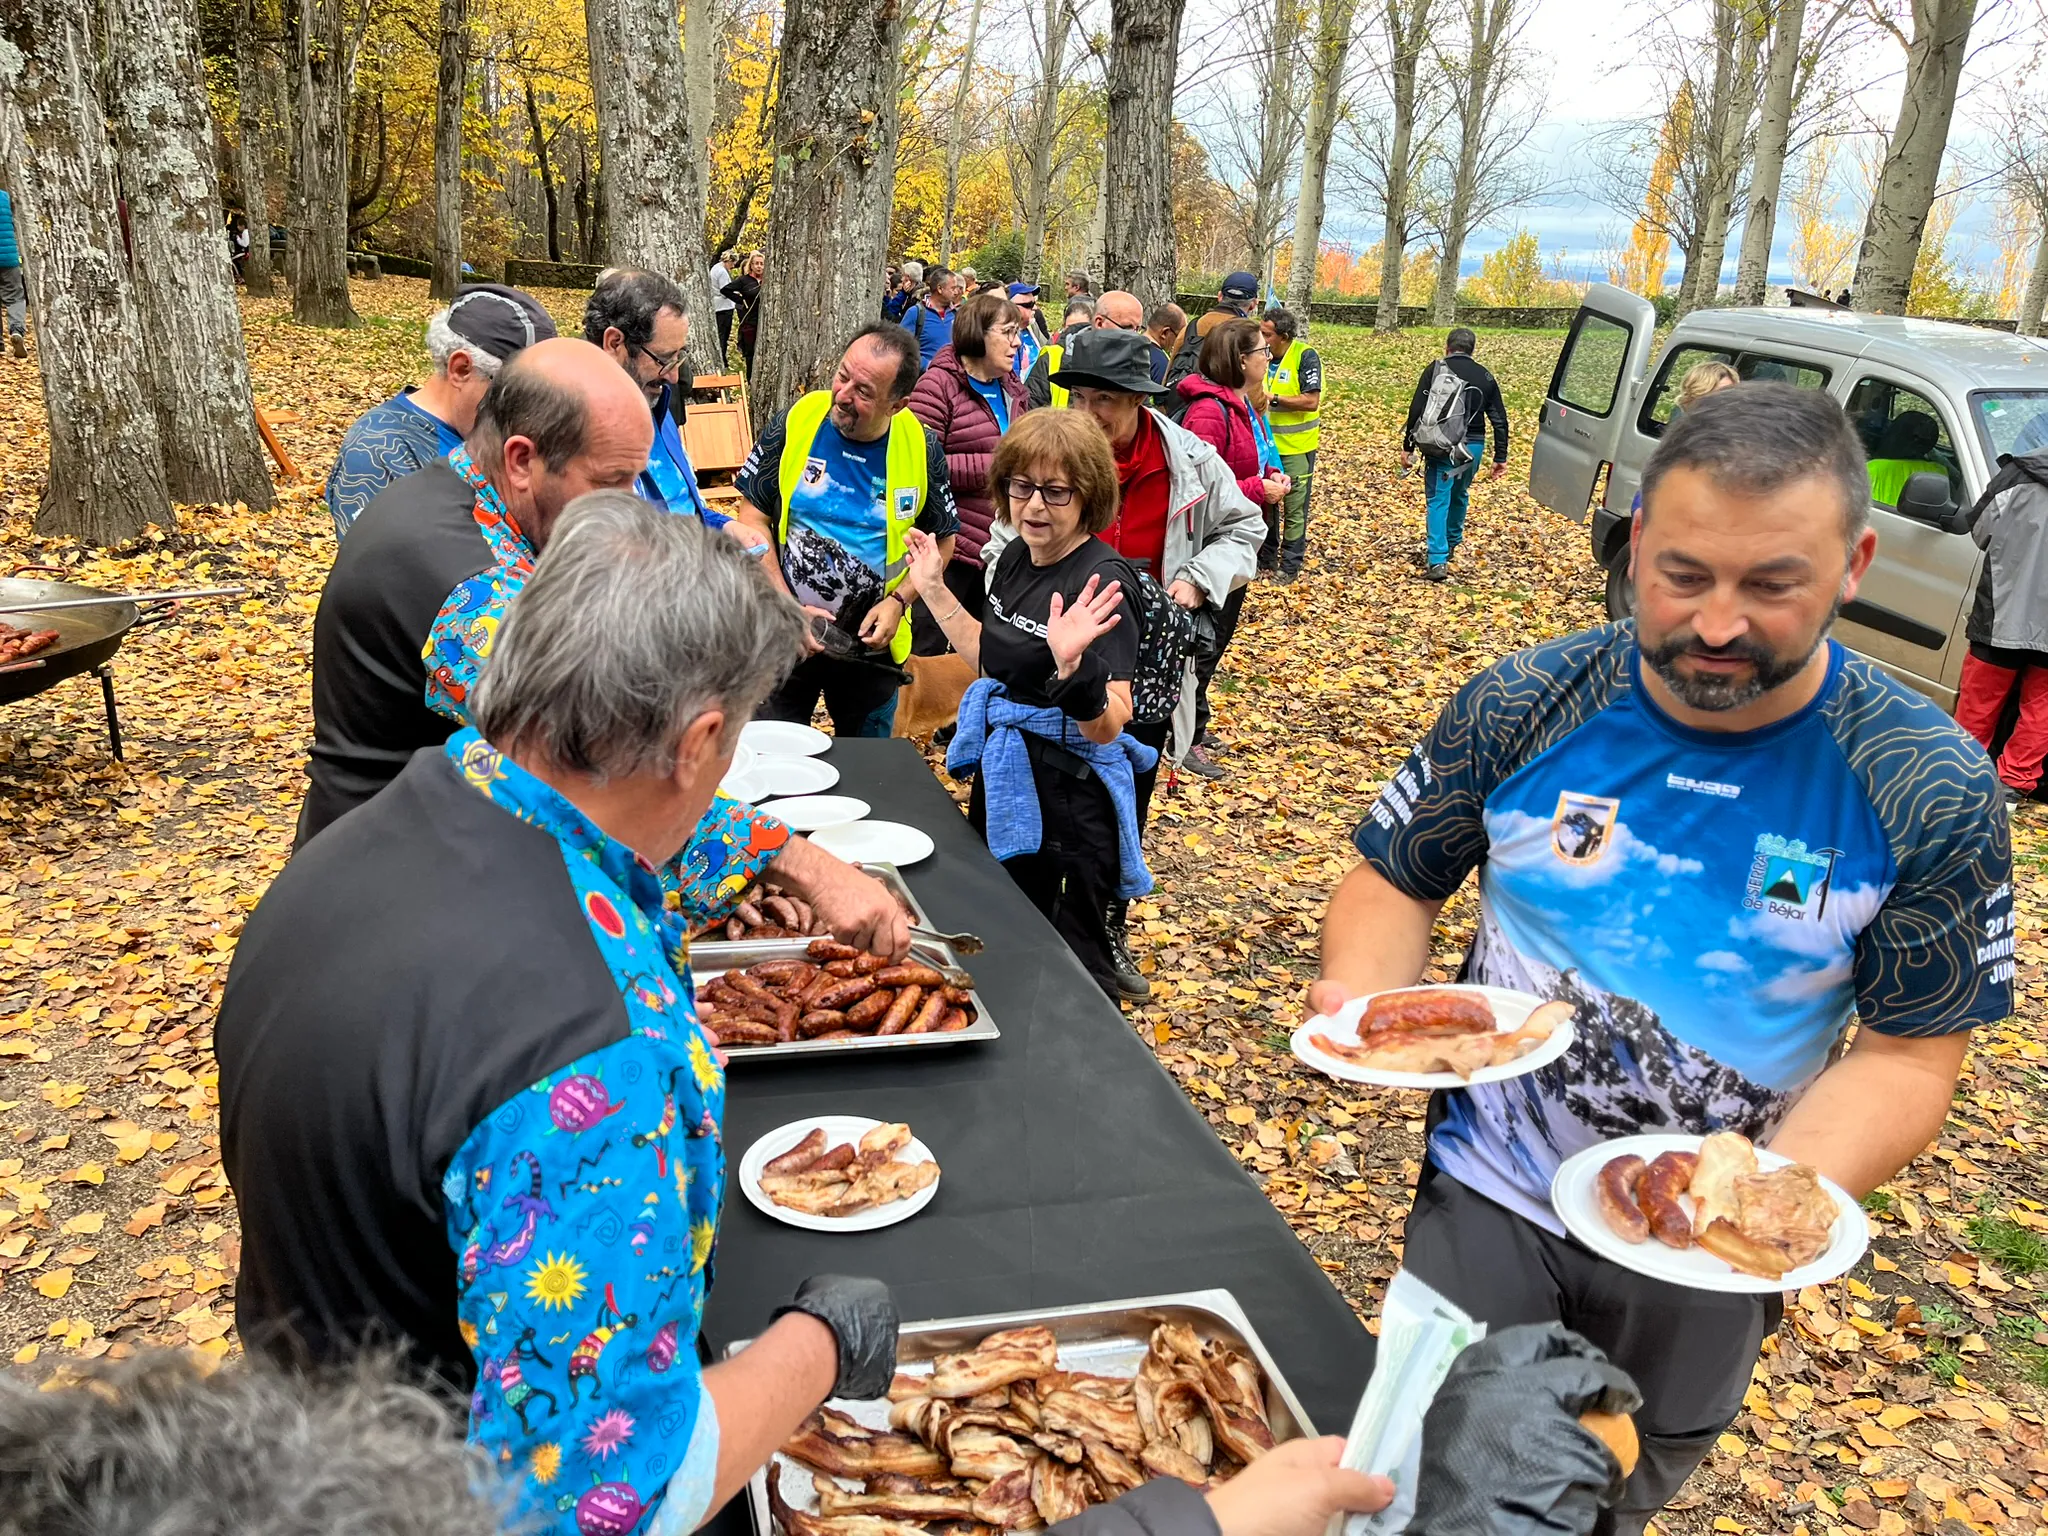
[1354,623,2012,1234]
[441,729,725,1536]
[326,389,465,539]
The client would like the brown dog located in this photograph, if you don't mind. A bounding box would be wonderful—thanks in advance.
[892,652,979,744]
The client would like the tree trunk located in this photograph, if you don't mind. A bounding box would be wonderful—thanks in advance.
[287,0,356,326]
[2019,228,2048,337]
[234,0,277,296]
[1018,0,1071,286]
[1104,0,1188,301]
[1287,0,1358,323]
[0,0,174,542]
[1732,0,1803,305]
[938,0,987,268]
[430,0,466,299]
[1374,0,1431,333]
[105,0,275,511]
[1429,0,1510,325]
[751,0,902,429]
[523,77,562,263]
[586,0,721,375]
[683,0,719,256]
[1246,0,1303,286]
[1851,0,1975,314]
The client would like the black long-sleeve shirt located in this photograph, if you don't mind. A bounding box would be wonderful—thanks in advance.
[1403,353,1510,463]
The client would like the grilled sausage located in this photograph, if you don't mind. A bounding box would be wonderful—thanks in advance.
[845,989,895,1028]
[903,991,949,1034]
[726,971,775,1002]
[713,1019,779,1045]
[1595,1154,1650,1244]
[938,1007,971,1032]
[1635,1151,1698,1248]
[774,1000,800,1042]
[751,959,812,985]
[1360,988,1496,1037]
[1695,1217,1788,1279]
[765,1129,827,1174]
[807,939,862,961]
[764,896,803,930]
[873,964,946,989]
[823,958,862,978]
[852,952,888,974]
[797,1009,849,1038]
[940,984,973,1004]
[876,984,924,1035]
[814,976,878,1011]
[810,1143,858,1173]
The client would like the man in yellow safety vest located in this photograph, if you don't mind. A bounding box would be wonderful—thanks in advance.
[1261,307,1323,582]
[735,323,960,736]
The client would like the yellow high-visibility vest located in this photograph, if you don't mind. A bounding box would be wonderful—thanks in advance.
[1043,342,1068,409]
[775,391,929,664]
[1268,339,1321,455]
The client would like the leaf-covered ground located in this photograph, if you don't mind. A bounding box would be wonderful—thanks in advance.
[0,280,2043,1536]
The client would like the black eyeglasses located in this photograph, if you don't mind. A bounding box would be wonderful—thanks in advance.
[632,341,685,374]
[1002,477,1076,508]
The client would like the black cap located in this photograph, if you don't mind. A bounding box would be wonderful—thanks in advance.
[445,283,558,360]
[1219,270,1259,301]
[1049,328,1173,396]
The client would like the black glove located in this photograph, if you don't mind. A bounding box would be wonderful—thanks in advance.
[772,1274,899,1400]
[1408,1323,1643,1536]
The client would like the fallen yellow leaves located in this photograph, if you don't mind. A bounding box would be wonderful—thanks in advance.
[31,1267,74,1299]
[122,1202,166,1237]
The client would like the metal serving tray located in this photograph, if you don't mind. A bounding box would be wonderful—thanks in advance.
[694,935,999,1062]
[689,863,931,962]
[738,1288,1313,1536]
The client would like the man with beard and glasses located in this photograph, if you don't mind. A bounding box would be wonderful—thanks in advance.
[1309,383,2011,1536]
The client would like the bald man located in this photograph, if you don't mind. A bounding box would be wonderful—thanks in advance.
[1025,290,1149,409]
[1095,290,1146,332]
[299,336,909,953]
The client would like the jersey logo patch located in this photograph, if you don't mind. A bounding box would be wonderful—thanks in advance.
[1550,792,1620,865]
[895,488,919,516]
[801,457,827,486]
[1744,835,1840,921]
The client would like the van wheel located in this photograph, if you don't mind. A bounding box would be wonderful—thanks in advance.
[1603,553,1635,621]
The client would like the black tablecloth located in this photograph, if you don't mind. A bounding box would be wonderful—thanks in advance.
[702,738,1373,1533]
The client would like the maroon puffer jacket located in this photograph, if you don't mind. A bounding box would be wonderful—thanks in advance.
[1174,374,1267,509]
[906,343,1030,563]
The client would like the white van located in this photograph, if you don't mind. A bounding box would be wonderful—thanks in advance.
[1528,284,2048,709]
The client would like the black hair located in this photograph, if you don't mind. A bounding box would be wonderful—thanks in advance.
[472,353,591,473]
[1641,383,1870,542]
[582,268,686,351]
[845,321,922,401]
[1261,306,1300,342]
[1446,327,1477,355]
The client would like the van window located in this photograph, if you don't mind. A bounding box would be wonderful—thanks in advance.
[1973,391,2048,461]
[1848,377,1963,508]
[1555,312,1633,415]
[1637,347,1830,435]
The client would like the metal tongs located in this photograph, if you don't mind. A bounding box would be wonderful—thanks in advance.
[910,924,985,957]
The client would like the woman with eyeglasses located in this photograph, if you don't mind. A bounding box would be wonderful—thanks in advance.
[906,411,1158,999]
[1172,318,1290,766]
[905,290,1032,654]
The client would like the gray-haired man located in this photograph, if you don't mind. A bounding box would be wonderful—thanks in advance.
[324,283,558,539]
[226,495,902,1536]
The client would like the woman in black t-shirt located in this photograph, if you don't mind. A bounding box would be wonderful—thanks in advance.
[907,410,1151,998]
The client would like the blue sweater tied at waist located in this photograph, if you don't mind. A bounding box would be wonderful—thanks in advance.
[946,677,1157,899]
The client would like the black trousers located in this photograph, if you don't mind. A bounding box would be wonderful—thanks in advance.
[1192,583,1250,743]
[1127,717,1170,835]
[910,560,988,657]
[760,654,900,738]
[715,308,734,364]
[1402,1160,1782,1536]
[969,737,1123,999]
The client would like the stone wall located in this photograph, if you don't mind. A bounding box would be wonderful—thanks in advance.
[1171,293,1578,331]
[504,258,607,290]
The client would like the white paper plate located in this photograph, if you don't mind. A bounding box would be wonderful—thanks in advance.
[806,820,936,866]
[720,766,771,803]
[742,720,831,757]
[755,755,841,796]
[759,794,870,832]
[1551,1133,1868,1294]
[740,1116,940,1232]
[718,743,761,799]
[1290,985,1574,1088]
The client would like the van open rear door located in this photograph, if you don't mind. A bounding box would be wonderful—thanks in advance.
[1529,285,1658,522]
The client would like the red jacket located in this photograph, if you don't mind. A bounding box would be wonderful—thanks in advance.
[1173,375,1266,509]
[906,343,1029,563]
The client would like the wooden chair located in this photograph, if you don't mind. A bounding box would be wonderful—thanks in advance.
[684,372,754,514]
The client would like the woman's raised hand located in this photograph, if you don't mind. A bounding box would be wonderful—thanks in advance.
[903,527,947,599]
[1045,574,1124,679]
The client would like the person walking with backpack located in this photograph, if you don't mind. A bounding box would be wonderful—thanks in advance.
[903,267,965,370]
[1402,327,1509,581]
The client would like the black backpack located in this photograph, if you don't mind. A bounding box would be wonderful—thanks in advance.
[1129,570,1199,723]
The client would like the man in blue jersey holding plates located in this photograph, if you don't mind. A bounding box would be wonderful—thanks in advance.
[1314,384,2011,1536]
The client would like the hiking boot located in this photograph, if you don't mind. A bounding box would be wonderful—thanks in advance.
[1274,569,1299,586]
[1105,900,1150,1001]
[1181,743,1227,780]
[1422,564,1450,583]
[6,334,22,359]
[932,721,957,750]
[1197,730,1223,752]
[2002,783,2024,812]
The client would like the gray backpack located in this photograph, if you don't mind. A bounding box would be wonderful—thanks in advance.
[1411,361,1474,464]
